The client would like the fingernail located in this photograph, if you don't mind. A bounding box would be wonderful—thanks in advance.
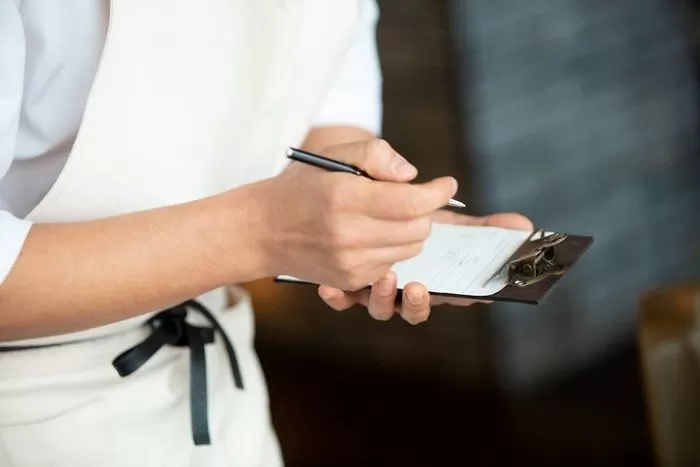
[448,177,458,194]
[377,278,393,296]
[407,291,424,306]
[391,154,417,178]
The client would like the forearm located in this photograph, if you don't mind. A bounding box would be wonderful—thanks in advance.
[0,186,266,341]
[0,126,376,341]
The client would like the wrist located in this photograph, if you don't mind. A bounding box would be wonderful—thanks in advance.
[208,181,277,282]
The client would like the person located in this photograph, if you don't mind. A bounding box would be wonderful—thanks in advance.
[0,1,532,466]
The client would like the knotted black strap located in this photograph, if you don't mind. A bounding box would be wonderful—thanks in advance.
[112,300,244,445]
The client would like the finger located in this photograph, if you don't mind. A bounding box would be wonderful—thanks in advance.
[431,209,481,225]
[430,295,480,307]
[431,210,533,231]
[368,272,398,321]
[366,241,425,266]
[399,282,431,325]
[483,212,534,230]
[364,176,459,220]
[318,285,357,311]
[322,138,418,182]
[340,216,433,248]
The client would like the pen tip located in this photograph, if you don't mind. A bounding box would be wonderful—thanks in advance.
[286,147,294,157]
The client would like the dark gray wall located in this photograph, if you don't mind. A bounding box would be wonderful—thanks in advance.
[450,0,700,389]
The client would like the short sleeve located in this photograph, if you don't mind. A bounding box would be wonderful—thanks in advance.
[0,212,32,285]
[310,0,383,136]
[0,4,32,286]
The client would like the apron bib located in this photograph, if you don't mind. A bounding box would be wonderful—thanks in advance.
[0,0,360,465]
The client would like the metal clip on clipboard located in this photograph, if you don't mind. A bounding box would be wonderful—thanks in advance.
[500,229,570,288]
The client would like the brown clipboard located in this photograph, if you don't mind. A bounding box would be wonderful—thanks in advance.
[426,229,593,305]
[274,229,593,306]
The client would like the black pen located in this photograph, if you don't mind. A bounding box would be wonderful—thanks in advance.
[286,147,466,208]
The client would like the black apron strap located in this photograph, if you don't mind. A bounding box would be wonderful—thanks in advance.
[111,300,244,446]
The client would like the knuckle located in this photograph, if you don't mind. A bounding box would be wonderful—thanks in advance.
[346,273,367,291]
[348,264,386,291]
[333,251,356,273]
[370,195,396,218]
[335,256,371,291]
[327,220,367,250]
[327,223,351,248]
[326,182,353,212]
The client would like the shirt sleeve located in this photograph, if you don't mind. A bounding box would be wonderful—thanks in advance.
[310,0,383,136]
[0,212,32,285]
[0,3,33,286]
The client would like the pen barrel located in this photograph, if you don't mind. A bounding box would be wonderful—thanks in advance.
[287,148,366,176]
[287,147,464,207]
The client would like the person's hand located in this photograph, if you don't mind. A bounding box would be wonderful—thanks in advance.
[249,139,458,291]
[317,209,533,324]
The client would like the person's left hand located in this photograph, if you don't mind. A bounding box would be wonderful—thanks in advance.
[317,210,533,324]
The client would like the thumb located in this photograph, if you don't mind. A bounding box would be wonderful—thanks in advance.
[323,138,418,182]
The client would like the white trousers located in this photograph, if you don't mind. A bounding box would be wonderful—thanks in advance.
[0,294,284,467]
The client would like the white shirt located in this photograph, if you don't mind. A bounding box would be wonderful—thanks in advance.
[0,0,383,285]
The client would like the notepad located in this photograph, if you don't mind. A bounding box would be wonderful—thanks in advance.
[275,223,593,305]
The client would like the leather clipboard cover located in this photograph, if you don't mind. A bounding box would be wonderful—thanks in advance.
[412,232,593,305]
[274,230,594,306]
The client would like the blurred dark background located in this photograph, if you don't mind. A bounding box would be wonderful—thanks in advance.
[243,1,700,465]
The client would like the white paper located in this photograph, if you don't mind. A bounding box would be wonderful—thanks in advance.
[391,224,531,296]
[277,224,532,297]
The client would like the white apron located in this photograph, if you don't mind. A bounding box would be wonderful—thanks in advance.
[0,1,360,466]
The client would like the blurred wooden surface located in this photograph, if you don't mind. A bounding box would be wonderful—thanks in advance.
[639,281,700,467]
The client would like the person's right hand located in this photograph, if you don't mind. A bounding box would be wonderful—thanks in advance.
[249,139,458,291]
